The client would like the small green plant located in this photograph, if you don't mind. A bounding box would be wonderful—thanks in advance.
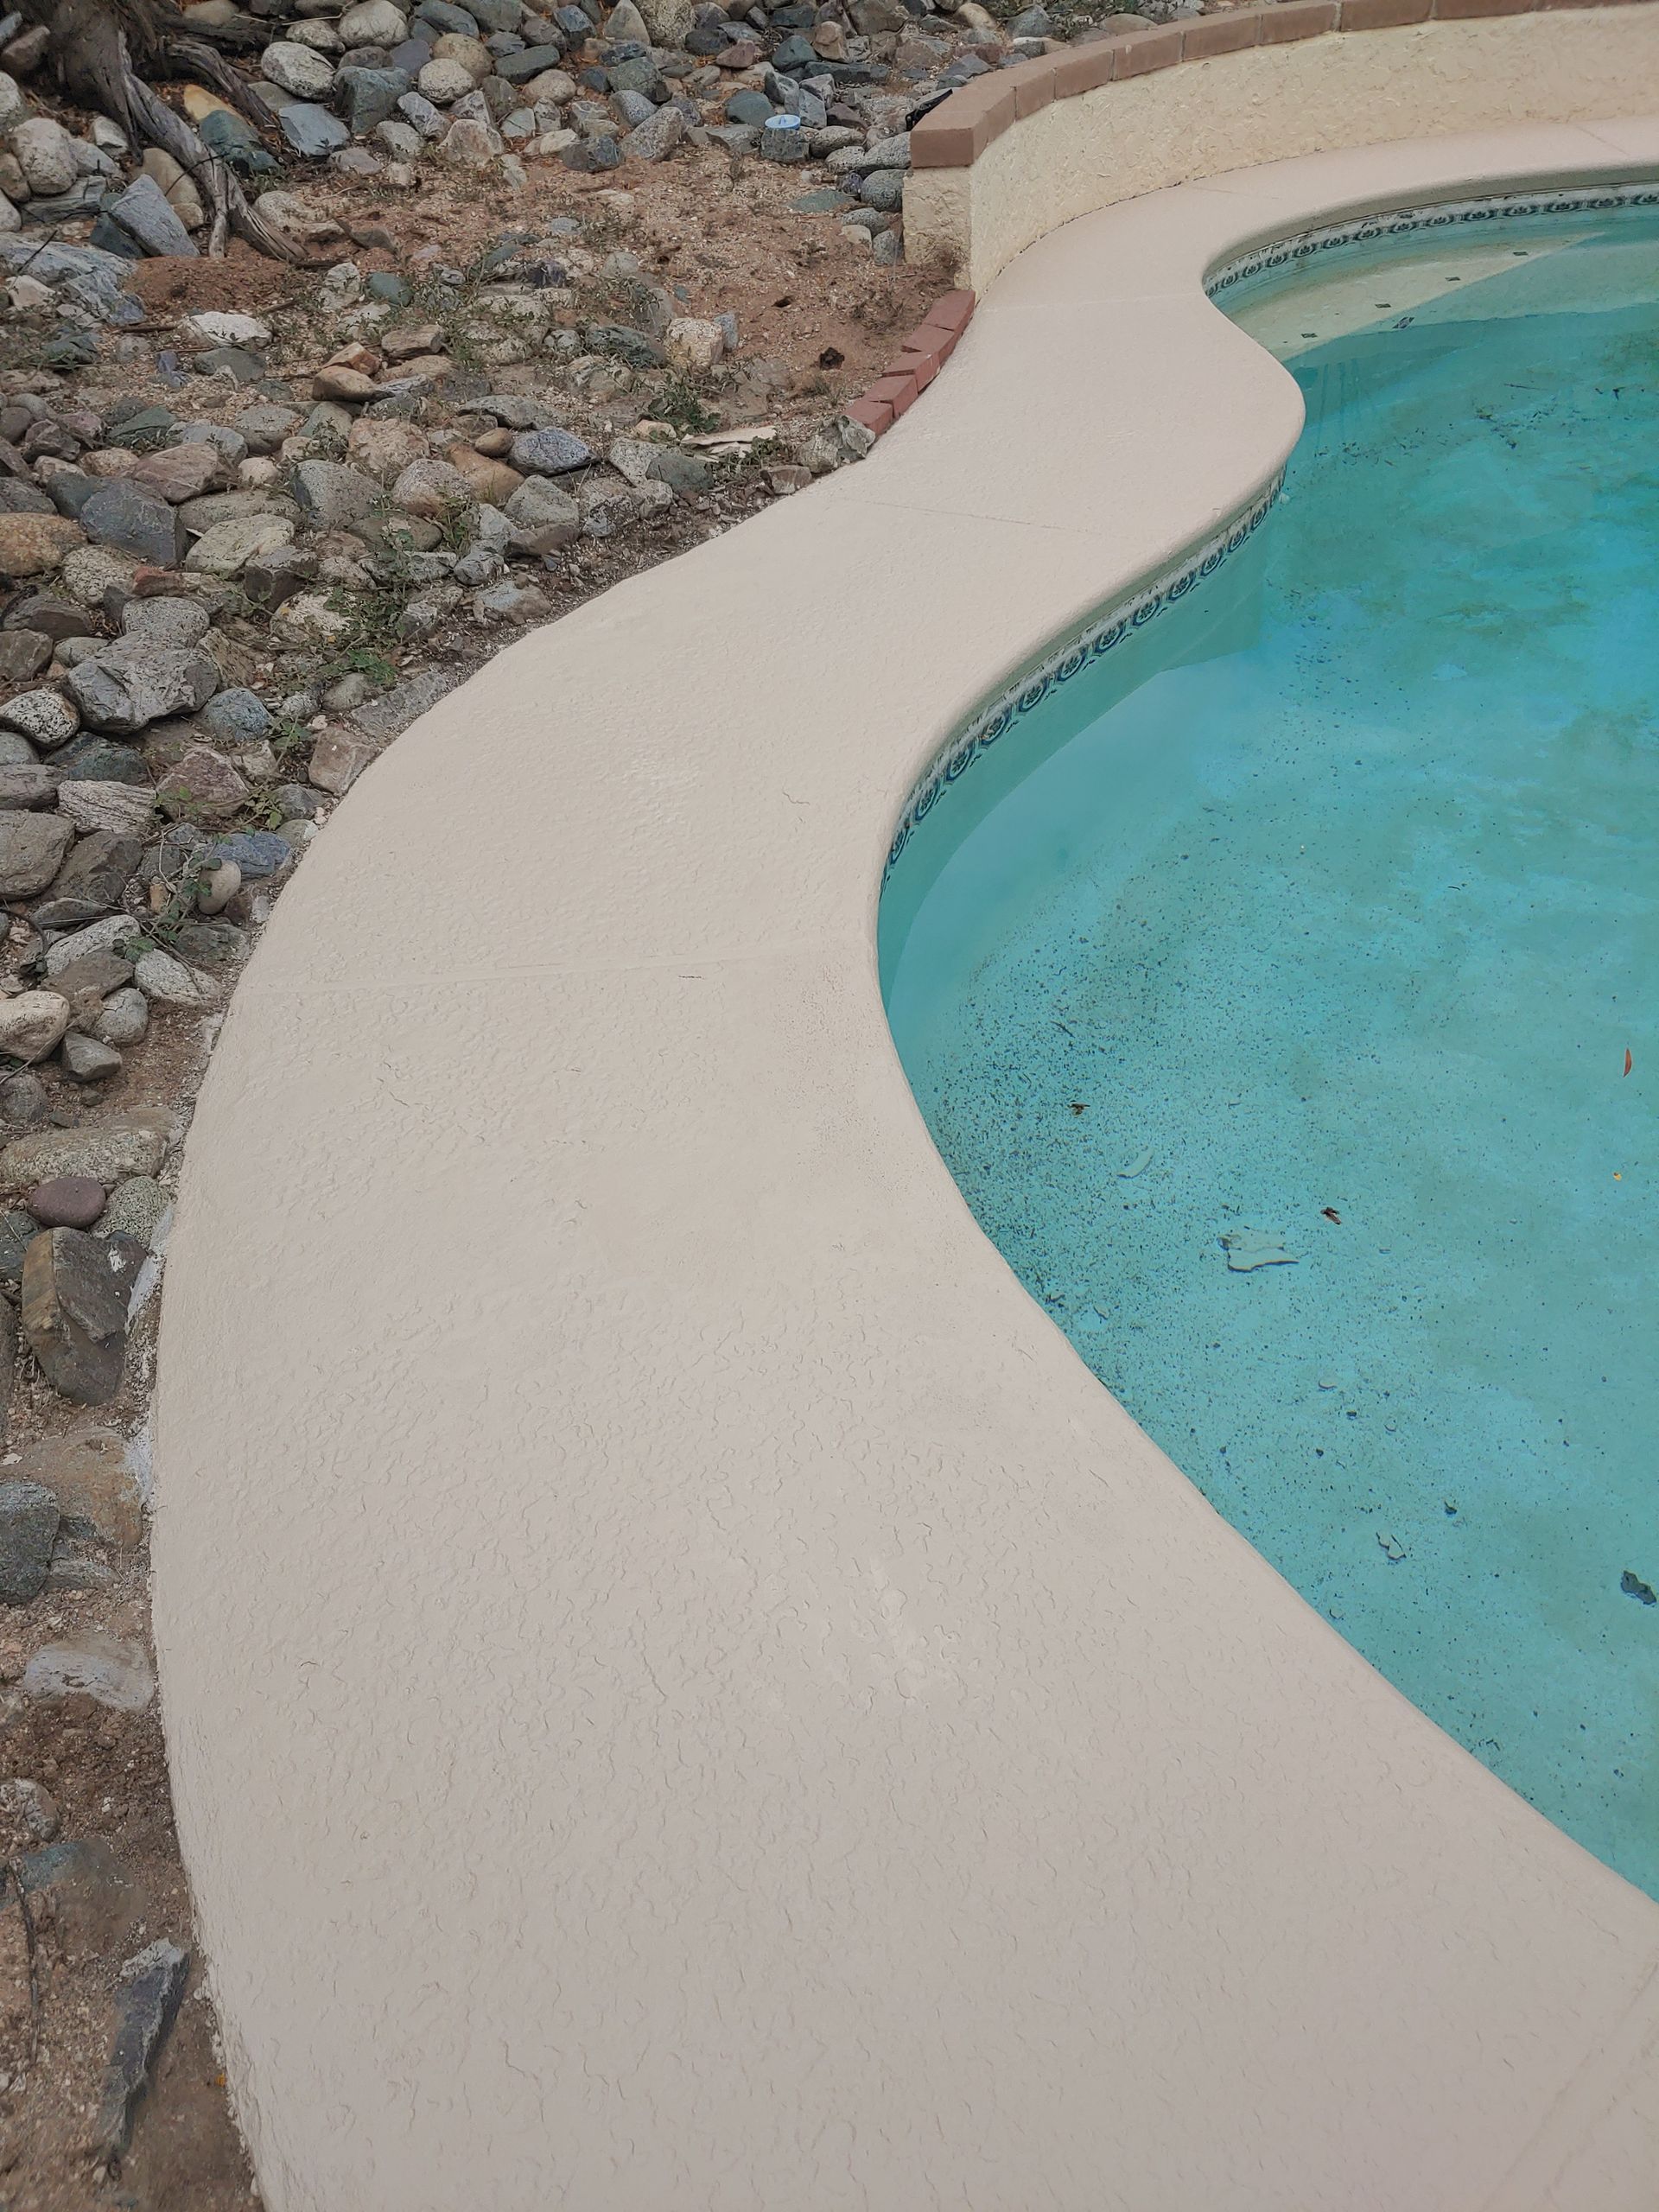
[324,532,423,658]
[313,645,399,693]
[159,787,210,830]
[0,328,51,376]
[327,582,413,657]
[124,835,236,949]
[269,715,315,768]
[652,373,721,438]
[591,269,659,326]
[401,269,491,372]
[346,644,398,687]
[433,499,475,556]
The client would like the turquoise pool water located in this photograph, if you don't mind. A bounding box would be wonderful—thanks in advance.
[880,198,1659,1898]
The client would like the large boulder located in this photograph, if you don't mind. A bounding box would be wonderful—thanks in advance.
[503,474,580,550]
[335,65,412,133]
[78,480,186,566]
[67,641,220,735]
[278,104,351,157]
[429,30,492,77]
[0,992,72,1065]
[126,444,224,505]
[0,237,143,327]
[10,118,79,196]
[91,1939,192,2162]
[32,831,144,929]
[496,44,568,81]
[0,814,74,899]
[0,1481,60,1605]
[20,1228,129,1406]
[635,0,690,41]
[13,1426,145,1548]
[347,416,430,484]
[0,765,59,808]
[0,690,78,748]
[339,0,410,42]
[291,459,378,528]
[608,435,709,493]
[443,444,522,505]
[141,147,206,232]
[55,732,152,784]
[1,1120,164,1184]
[54,783,154,841]
[0,512,84,581]
[105,174,199,258]
[508,425,592,475]
[20,1633,153,1708]
[156,746,249,823]
[664,315,725,373]
[262,39,338,96]
[249,189,345,253]
[270,592,352,648]
[198,689,273,749]
[184,513,296,578]
[620,106,683,162]
[132,948,217,1007]
[390,457,478,518]
[437,116,503,166]
[59,543,143,607]
[417,58,478,103]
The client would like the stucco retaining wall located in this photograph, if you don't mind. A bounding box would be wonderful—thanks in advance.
[906,7,1659,290]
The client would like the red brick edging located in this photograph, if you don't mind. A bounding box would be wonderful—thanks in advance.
[847,288,976,437]
[909,0,1657,168]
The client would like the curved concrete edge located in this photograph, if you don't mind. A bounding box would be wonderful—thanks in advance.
[156,122,1659,2212]
[904,6,1659,291]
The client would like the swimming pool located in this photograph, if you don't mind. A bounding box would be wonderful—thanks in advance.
[880,193,1659,1900]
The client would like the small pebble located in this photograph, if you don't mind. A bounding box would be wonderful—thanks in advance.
[198,861,242,915]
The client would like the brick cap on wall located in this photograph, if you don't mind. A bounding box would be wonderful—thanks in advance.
[909,0,1655,168]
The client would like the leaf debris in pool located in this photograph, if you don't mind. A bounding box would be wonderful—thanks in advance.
[1221,1229,1299,1272]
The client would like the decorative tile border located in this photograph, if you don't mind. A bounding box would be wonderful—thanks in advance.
[883,472,1284,880]
[1208,180,1659,290]
[882,181,1659,882]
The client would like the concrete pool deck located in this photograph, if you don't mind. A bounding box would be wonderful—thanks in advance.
[156,118,1659,2212]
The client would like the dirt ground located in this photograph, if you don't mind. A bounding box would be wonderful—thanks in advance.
[1,965,255,2212]
[125,146,940,411]
[2,1607,257,2212]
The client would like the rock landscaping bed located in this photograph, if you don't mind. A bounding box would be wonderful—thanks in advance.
[0,0,1168,2189]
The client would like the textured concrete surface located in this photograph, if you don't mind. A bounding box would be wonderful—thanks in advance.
[156,120,1659,2212]
[905,10,1659,289]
